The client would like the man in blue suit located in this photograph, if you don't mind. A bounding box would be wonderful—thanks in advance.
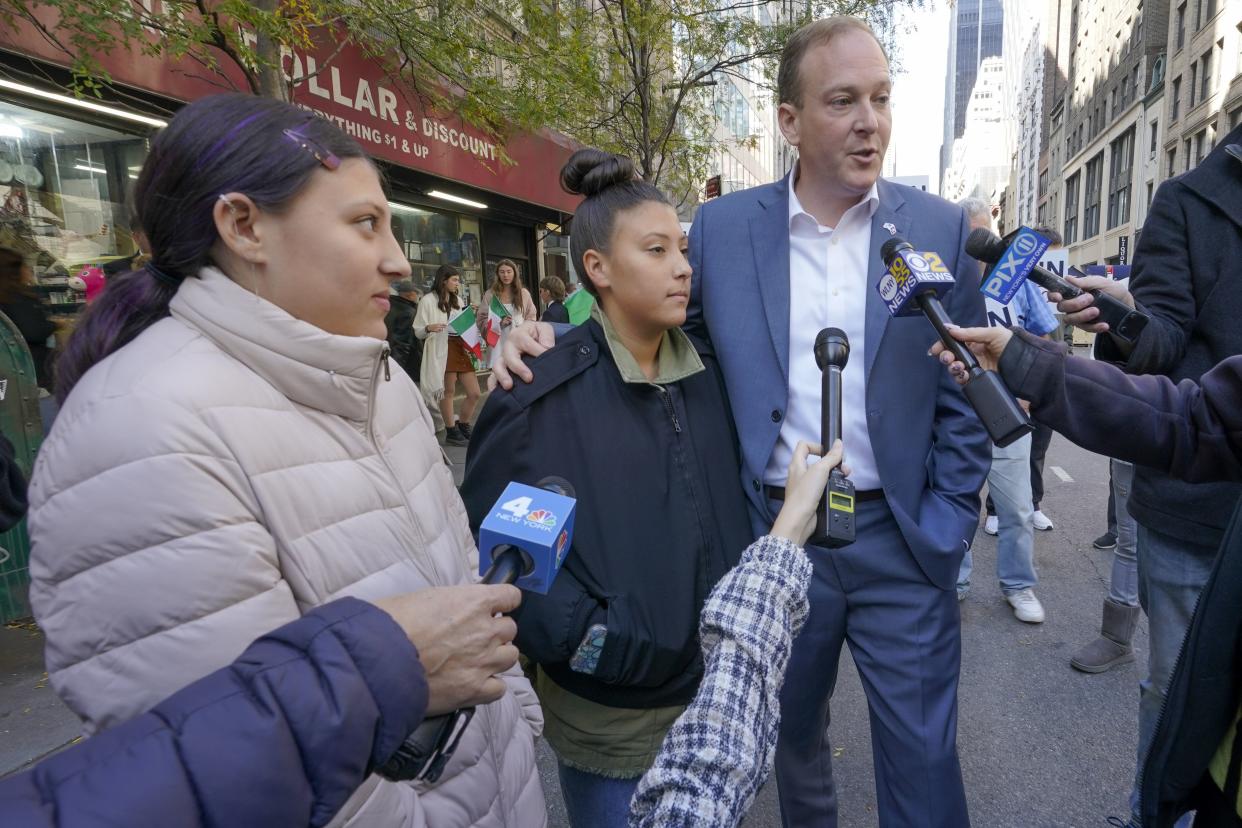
[494,17,989,826]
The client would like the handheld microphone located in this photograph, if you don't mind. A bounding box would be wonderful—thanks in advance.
[966,226,1150,344]
[879,237,1032,447]
[378,476,577,784]
[812,328,855,548]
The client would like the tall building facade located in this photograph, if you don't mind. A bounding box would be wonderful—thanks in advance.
[940,0,1005,189]
[1161,0,1242,185]
[1057,0,1167,266]
[943,57,1010,201]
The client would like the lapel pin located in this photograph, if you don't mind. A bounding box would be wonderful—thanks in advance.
[883,222,897,236]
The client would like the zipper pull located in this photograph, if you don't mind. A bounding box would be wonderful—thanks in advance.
[382,346,391,381]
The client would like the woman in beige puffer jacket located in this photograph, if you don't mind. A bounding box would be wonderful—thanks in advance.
[28,94,544,827]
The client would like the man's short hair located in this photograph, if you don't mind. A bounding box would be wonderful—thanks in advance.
[777,17,887,107]
[957,197,992,229]
[1032,226,1064,247]
[393,279,418,295]
[539,276,567,301]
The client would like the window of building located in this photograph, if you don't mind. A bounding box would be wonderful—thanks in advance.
[1109,87,1118,118]
[1107,127,1134,229]
[1083,152,1104,238]
[1231,106,1242,129]
[1185,137,1193,171]
[1172,76,1182,120]
[1200,50,1213,102]
[1150,121,1158,154]
[1195,0,1203,30]
[1064,171,1080,244]
[1177,2,1187,50]
[1146,181,1154,208]
[1190,63,1199,107]
[1167,146,1177,176]
[1195,128,1209,165]
[1206,0,1218,24]
[0,101,149,309]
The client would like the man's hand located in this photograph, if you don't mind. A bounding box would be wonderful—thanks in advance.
[929,326,1013,382]
[1048,274,1135,334]
[491,321,557,390]
[373,585,521,716]
[771,440,846,546]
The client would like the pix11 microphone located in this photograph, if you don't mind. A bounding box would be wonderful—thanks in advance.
[878,237,1032,447]
[966,226,1150,344]
[378,476,577,785]
[812,328,855,548]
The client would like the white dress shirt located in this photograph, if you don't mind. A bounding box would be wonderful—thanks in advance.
[763,166,882,490]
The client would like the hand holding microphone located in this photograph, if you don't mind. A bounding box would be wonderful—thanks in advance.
[771,440,845,547]
[1048,273,1137,334]
[879,237,1032,447]
[927,326,1015,381]
[373,585,520,715]
[378,476,577,784]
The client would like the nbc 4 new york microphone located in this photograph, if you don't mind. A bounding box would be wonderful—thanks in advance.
[878,238,1032,447]
[378,477,576,784]
[966,226,1150,345]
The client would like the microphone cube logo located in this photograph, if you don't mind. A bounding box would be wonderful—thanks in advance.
[879,249,955,317]
[981,226,1050,305]
[526,509,557,528]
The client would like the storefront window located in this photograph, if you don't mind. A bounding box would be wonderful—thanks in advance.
[0,102,148,309]
[542,230,570,287]
[389,202,482,303]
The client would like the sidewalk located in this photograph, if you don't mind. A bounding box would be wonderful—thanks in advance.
[0,622,80,776]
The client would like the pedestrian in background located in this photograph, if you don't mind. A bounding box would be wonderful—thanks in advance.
[31,93,544,827]
[0,246,56,392]
[955,199,1057,624]
[416,263,482,446]
[384,278,423,384]
[539,275,569,323]
[479,258,536,371]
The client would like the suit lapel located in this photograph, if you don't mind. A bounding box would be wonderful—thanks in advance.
[750,179,792,380]
[864,180,909,381]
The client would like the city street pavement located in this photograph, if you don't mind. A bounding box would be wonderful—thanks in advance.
[2,402,1147,827]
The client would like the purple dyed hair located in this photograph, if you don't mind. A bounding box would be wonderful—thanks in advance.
[55,94,369,403]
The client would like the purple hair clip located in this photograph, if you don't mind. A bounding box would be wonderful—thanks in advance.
[282,127,340,171]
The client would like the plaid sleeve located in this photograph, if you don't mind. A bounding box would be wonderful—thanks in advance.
[1020,281,1059,337]
[629,536,813,827]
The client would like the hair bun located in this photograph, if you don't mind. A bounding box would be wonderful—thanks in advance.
[560,149,636,198]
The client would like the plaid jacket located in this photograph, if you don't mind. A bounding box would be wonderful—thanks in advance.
[630,535,812,826]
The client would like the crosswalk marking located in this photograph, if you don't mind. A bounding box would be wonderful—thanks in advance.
[1050,465,1074,483]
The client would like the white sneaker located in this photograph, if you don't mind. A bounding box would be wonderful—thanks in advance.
[984,515,998,536]
[1006,589,1046,623]
[1032,510,1054,531]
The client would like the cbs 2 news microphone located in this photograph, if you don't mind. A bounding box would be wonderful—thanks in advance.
[879,238,1032,447]
[377,478,576,784]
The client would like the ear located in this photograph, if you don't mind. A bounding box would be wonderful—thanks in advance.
[212,193,266,265]
[581,249,610,293]
[777,102,801,148]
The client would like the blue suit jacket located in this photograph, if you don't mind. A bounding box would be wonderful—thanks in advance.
[686,176,990,590]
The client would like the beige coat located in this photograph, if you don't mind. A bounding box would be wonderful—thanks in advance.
[28,267,545,827]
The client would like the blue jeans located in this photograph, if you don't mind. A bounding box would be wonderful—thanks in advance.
[1108,461,1139,607]
[1127,523,1215,826]
[557,762,640,828]
[959,435,1036,596]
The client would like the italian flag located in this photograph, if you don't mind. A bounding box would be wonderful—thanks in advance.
[486,294,510,347]
[449,306,483,360]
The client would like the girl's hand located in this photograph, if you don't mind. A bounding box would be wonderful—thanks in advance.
[771,440,846,546]
[501,316,513,329]
[427,323,447,333]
